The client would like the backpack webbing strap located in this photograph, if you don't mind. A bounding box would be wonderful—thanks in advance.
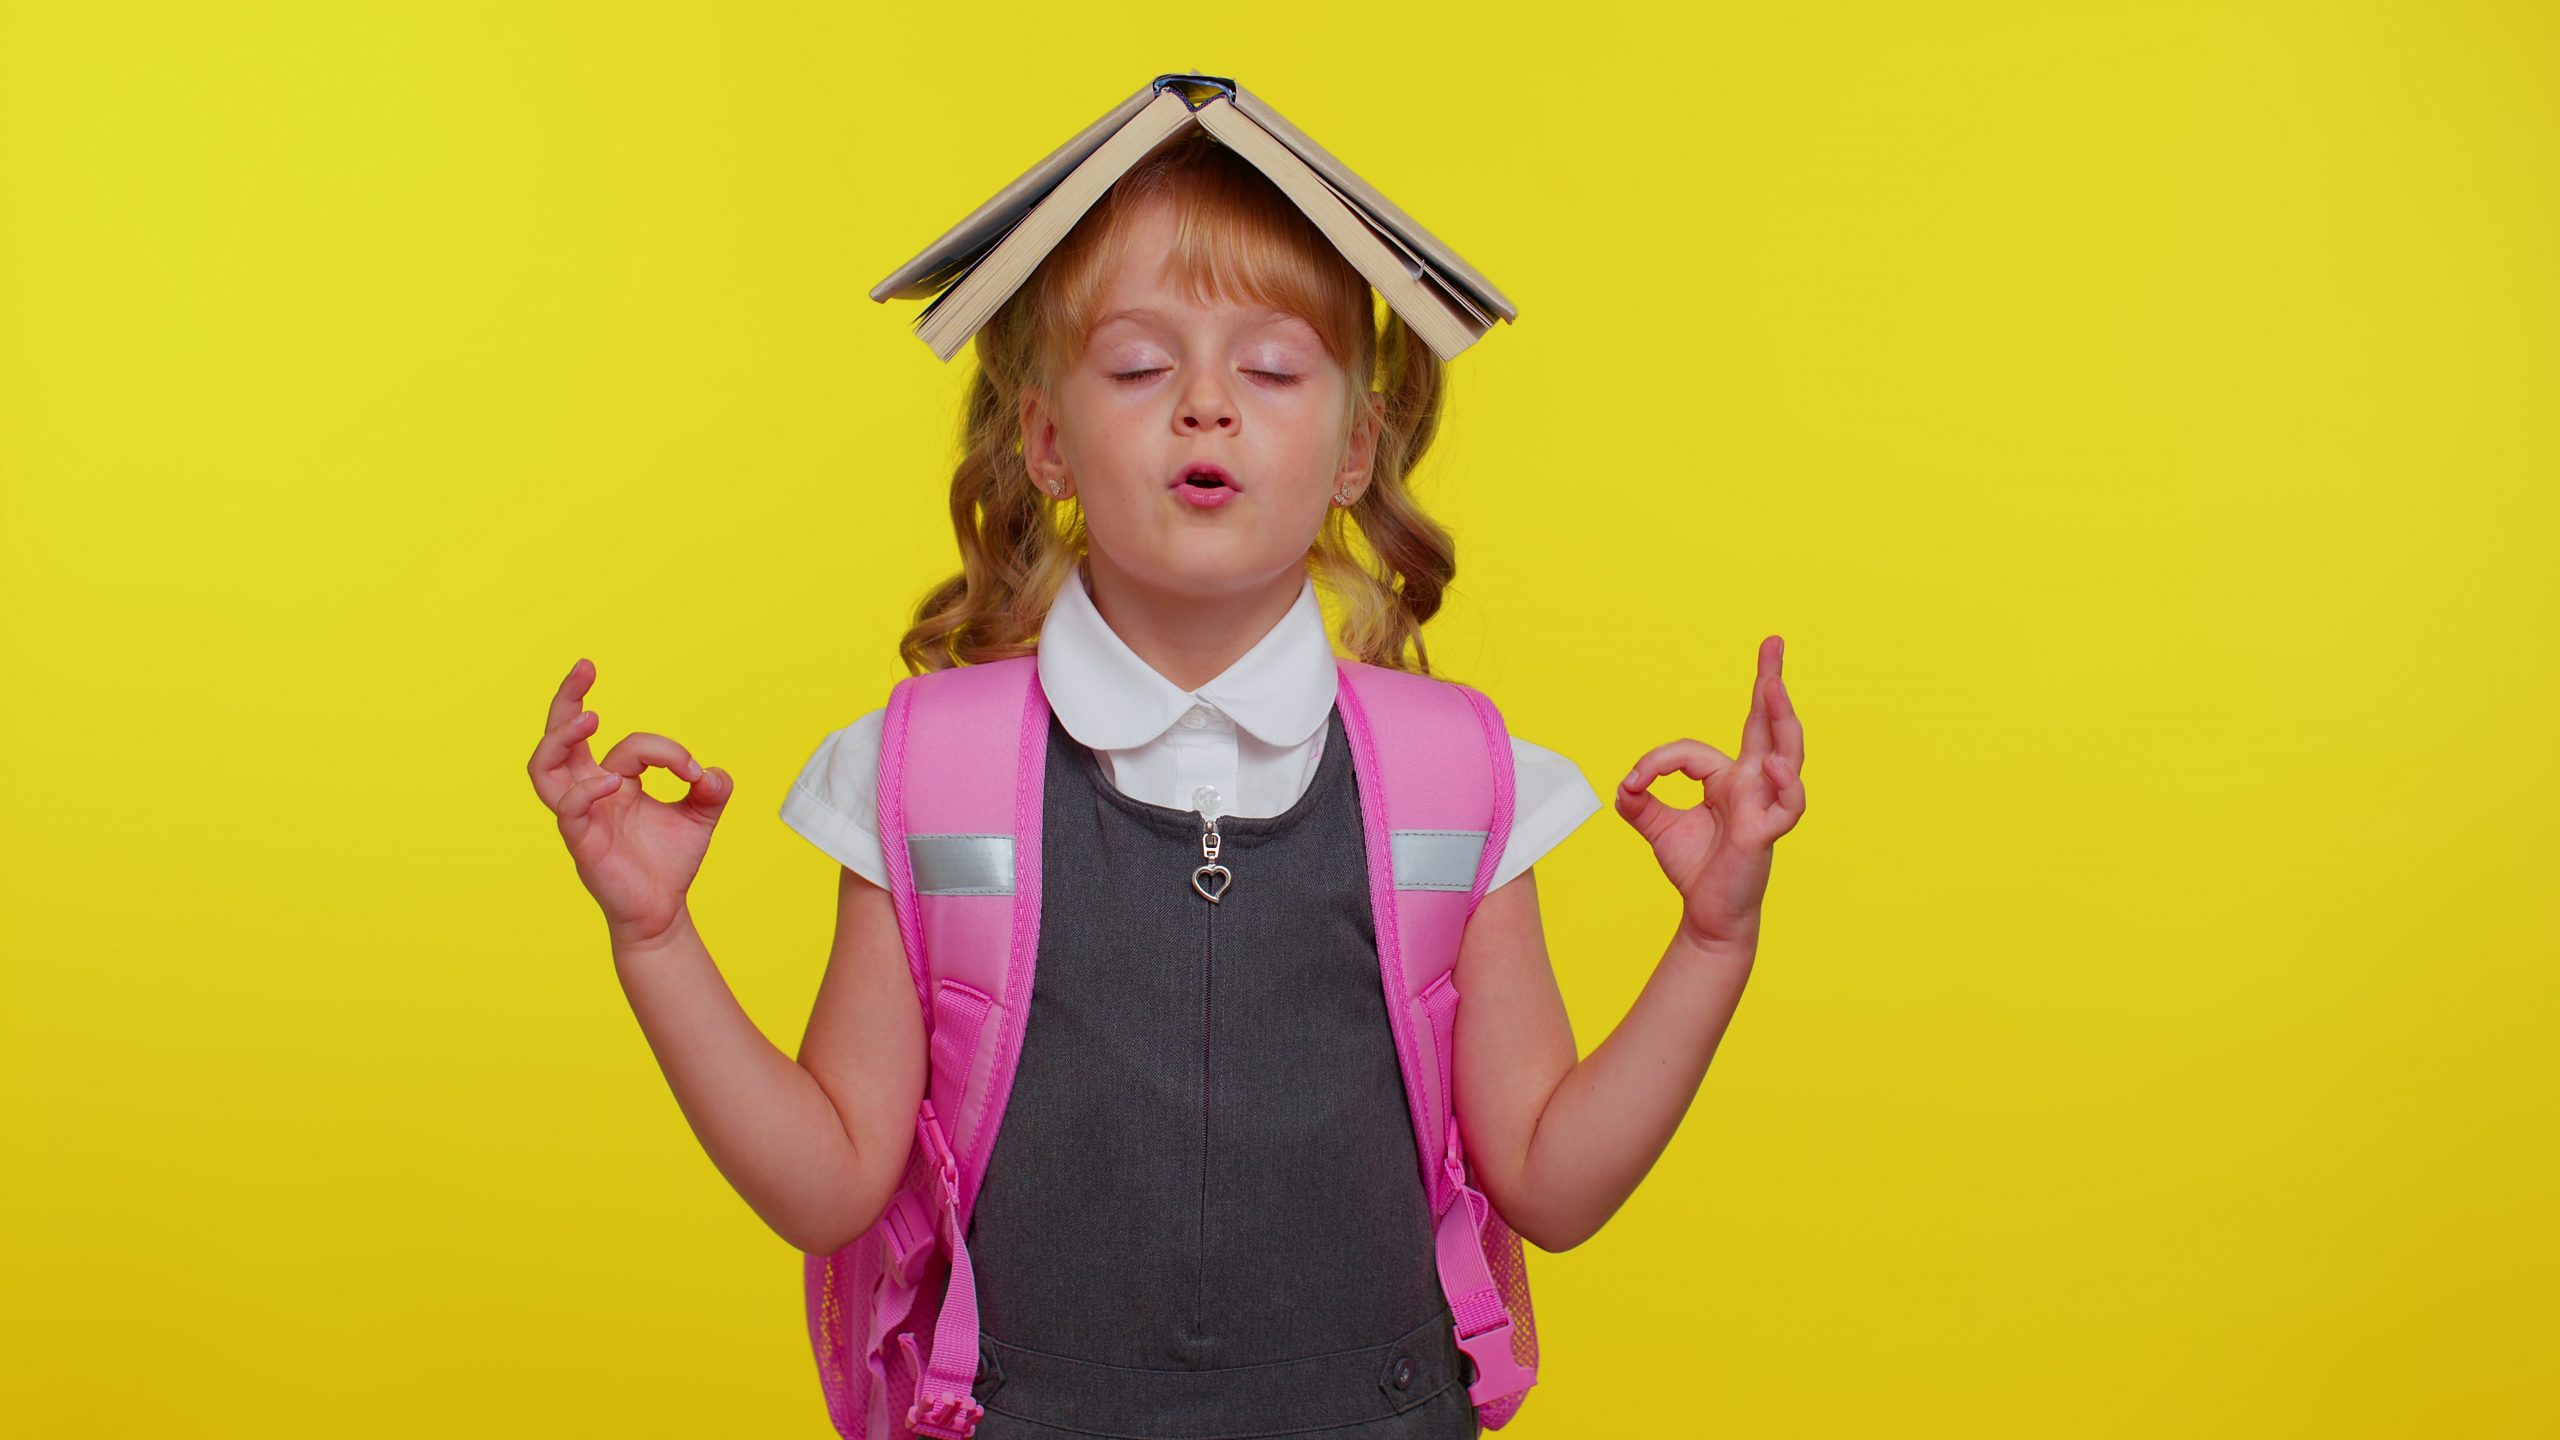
[895,1101,982,1438]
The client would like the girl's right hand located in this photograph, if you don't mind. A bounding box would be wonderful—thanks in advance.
[527,658,731,950]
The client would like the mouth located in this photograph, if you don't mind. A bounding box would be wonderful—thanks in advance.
[1170,462,1239,493]
[1170,462,1238,510]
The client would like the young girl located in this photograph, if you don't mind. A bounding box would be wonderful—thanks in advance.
[529,124,1805,1438]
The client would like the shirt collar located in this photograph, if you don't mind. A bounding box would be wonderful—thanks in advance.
[1037,563,1339,751]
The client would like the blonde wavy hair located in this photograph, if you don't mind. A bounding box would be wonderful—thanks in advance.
[896,126,1455,676]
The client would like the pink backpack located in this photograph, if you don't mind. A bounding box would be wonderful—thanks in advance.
[801,653,1542,1438]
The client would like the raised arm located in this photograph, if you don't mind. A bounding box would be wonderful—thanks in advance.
[530,658,923,1256]
[1450,636,1805,1251]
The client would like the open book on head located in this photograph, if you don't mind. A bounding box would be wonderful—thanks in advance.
[870,72,1519,363]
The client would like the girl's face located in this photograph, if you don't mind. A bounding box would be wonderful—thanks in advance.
[1020,195,1380,607]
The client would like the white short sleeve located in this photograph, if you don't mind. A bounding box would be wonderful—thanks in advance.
[777,707,892,890]
[1489,735,1605,892]
[779,709,1601,898]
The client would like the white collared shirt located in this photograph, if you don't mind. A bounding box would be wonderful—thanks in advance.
[780,566,1602,893]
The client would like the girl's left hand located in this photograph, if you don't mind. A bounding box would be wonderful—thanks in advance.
[1614,635,1807,952]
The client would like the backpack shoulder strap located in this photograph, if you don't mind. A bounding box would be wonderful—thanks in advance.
[1333,658,1540,1426]
[880,653,1050,1209]
[802,654,1048,1440]
[1332,657,1516,1184]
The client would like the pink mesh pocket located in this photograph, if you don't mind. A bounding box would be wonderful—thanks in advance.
[806,1119,959,1439]
[805,1235,879,1437]
[1473,1202,1539,1428]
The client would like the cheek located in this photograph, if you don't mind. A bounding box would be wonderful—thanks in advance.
[1047,397,1137,474]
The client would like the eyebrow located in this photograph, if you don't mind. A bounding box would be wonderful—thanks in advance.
[1092,307,1170,331]
[1091,305,1315,335]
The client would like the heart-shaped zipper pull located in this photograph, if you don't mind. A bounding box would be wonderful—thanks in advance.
[1192,812,1229,903]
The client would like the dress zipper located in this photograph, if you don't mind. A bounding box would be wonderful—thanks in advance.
[1190,811,1229,903]
[1194,807,1220,1330]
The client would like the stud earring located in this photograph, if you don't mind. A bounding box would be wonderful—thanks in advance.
[1048,479,1063,497]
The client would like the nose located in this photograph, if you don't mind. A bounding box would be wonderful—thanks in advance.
[1176,373,1237,434]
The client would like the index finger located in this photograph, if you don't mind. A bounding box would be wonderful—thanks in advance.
[1621,737,1732,793]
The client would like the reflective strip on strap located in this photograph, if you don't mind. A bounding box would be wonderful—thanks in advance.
[905,834,1016,896]
[1389,829,1488,892]
[916,830,1476,893]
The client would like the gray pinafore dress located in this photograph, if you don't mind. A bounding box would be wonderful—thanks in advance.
[958,705,1483,1440]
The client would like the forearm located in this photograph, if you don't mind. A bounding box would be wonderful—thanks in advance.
[612,907,872,1253]
[1515,926,1755,1251]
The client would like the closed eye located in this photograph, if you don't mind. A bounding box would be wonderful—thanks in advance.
[1107,368,1304,387]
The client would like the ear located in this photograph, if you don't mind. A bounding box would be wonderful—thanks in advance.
[1334,389,1383,505]
[1020,383,1073,500]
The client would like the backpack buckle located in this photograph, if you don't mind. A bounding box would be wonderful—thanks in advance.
[880,1186,936,1288]
[1452,1300,1537,1412]
[904,1389,985,1438]
[1434,1164,1540,1411]
[916,1099,962,1200]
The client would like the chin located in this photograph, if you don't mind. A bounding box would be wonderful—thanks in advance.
[1118,548,1300,601]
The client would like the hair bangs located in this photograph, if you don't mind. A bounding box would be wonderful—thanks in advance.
[1026,129,1374,390]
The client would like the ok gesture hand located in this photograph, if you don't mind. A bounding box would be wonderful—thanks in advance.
[527,658,731,950]
[1614,635,1807,953]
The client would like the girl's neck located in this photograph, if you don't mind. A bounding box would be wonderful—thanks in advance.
[1079,556,1306,694]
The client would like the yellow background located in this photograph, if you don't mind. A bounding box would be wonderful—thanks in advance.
[4,1,2553,1434]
